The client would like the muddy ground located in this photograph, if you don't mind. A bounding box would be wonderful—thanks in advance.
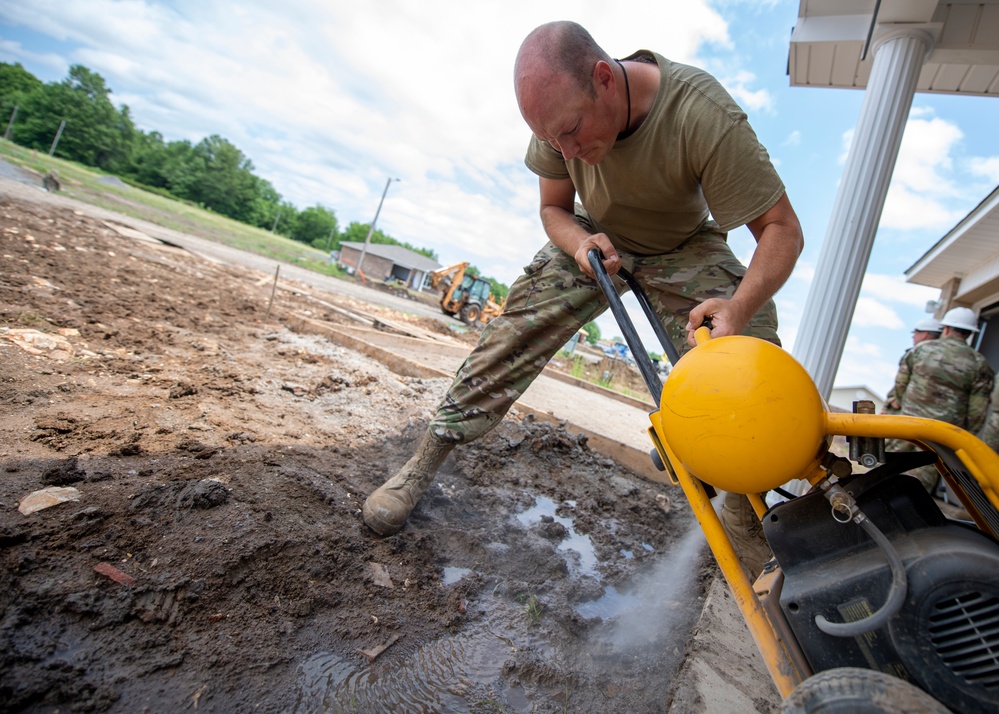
[0,189,713,713]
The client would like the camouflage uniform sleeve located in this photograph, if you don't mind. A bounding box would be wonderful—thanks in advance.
[893,349,915,408]
[967,363,996,435]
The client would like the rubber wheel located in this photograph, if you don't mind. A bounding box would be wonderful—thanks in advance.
[781,668,951,713]
[460,304,481,324]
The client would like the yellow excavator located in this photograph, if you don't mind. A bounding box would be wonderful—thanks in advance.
[428,262,505,326]
[589,248,999,714]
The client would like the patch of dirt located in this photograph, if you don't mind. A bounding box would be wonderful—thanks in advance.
[0,193,710,713]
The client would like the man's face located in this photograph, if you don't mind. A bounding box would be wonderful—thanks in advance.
[913,330,938,345]
[520,68,618,165]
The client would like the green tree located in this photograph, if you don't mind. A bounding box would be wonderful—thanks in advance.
[125,130,169,187]
[0,62,42,97]
[293,204,338,248]
[246,178,283,231]
[13,65,135,170]
[584,321,601,344]
[188,134,261,222]
[0,62,43,132]
[264,200,297,237]
[339,221,389,246]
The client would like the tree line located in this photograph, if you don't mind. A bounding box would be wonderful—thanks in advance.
[0,61,474,278]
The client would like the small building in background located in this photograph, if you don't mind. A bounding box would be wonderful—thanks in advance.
[828,385,885,414]
[338,241,441,290]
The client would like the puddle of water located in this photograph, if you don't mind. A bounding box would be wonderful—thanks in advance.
[514,495,598,577]
[293,501,706,712]
[576,585,643,620]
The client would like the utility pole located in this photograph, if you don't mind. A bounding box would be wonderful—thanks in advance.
[325,222,337,252]
[355,177,400,278]
[270,207,282,233]
[4,106,18,141]
[48,119,66,156]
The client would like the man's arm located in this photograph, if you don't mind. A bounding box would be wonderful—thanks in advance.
[538,177,621,278]
[686,192,803,346]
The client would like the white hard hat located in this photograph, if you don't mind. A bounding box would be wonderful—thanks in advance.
[940,307,980,332]
[913,318,943,333]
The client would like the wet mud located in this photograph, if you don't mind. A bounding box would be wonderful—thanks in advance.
[0,193,710,713]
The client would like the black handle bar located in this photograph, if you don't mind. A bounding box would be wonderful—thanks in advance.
[586,248,682,404]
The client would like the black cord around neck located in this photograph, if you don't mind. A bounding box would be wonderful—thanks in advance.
[614,59,631,139]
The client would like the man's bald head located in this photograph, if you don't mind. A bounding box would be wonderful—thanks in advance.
[514,21,610,103]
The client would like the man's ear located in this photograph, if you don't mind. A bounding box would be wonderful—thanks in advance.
[592,60,614,94]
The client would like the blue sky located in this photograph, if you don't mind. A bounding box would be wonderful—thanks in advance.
[2,0,997,399]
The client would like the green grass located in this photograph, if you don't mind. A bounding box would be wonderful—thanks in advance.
[516,593,544,626]
[0,139,334,272]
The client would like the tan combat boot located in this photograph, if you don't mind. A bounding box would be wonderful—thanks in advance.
[719,491,773,578]
[362,431,455,536]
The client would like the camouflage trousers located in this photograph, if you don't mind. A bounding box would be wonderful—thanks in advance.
[429,232,780,444]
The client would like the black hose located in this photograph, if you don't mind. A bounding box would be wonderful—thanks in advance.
[814,515,908,637]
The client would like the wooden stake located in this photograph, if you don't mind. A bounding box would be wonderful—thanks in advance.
[265,264,280,320]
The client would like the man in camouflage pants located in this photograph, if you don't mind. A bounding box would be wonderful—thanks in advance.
[887,307,995,493]
[363,21,804,576]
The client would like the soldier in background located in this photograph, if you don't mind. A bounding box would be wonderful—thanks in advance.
[887,307,995,493]
[882,317,942,415]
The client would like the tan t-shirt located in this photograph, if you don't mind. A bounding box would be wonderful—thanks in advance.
[524,51,785,255]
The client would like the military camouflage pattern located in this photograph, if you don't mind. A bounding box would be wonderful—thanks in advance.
[885,334,995,492]
[980,380,999,454]
[890,335,994,432]
[429,231,780,444]
[882,349,912,415]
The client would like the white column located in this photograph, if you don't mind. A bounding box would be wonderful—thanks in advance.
[792,29,934,399]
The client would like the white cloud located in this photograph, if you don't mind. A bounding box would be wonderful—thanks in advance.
[783,130,801,147]
[838,128,853,165]
[850,296,904,329]
[969,156,999,183]
[722,70,774,113]
[835,335,897,395]
[880,114,966,231]
[860,273,940,307]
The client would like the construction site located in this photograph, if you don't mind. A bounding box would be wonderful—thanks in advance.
[0,165,784,712]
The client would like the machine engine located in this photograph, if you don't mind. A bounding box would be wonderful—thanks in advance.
[764,468,999,714]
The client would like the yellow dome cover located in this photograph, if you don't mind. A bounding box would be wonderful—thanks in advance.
[658,335,830,493]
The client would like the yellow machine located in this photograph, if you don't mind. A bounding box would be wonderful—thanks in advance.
[589,249,999,713]
[428,262,505,326]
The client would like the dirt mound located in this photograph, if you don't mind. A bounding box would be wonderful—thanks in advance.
[0,195,707,713]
